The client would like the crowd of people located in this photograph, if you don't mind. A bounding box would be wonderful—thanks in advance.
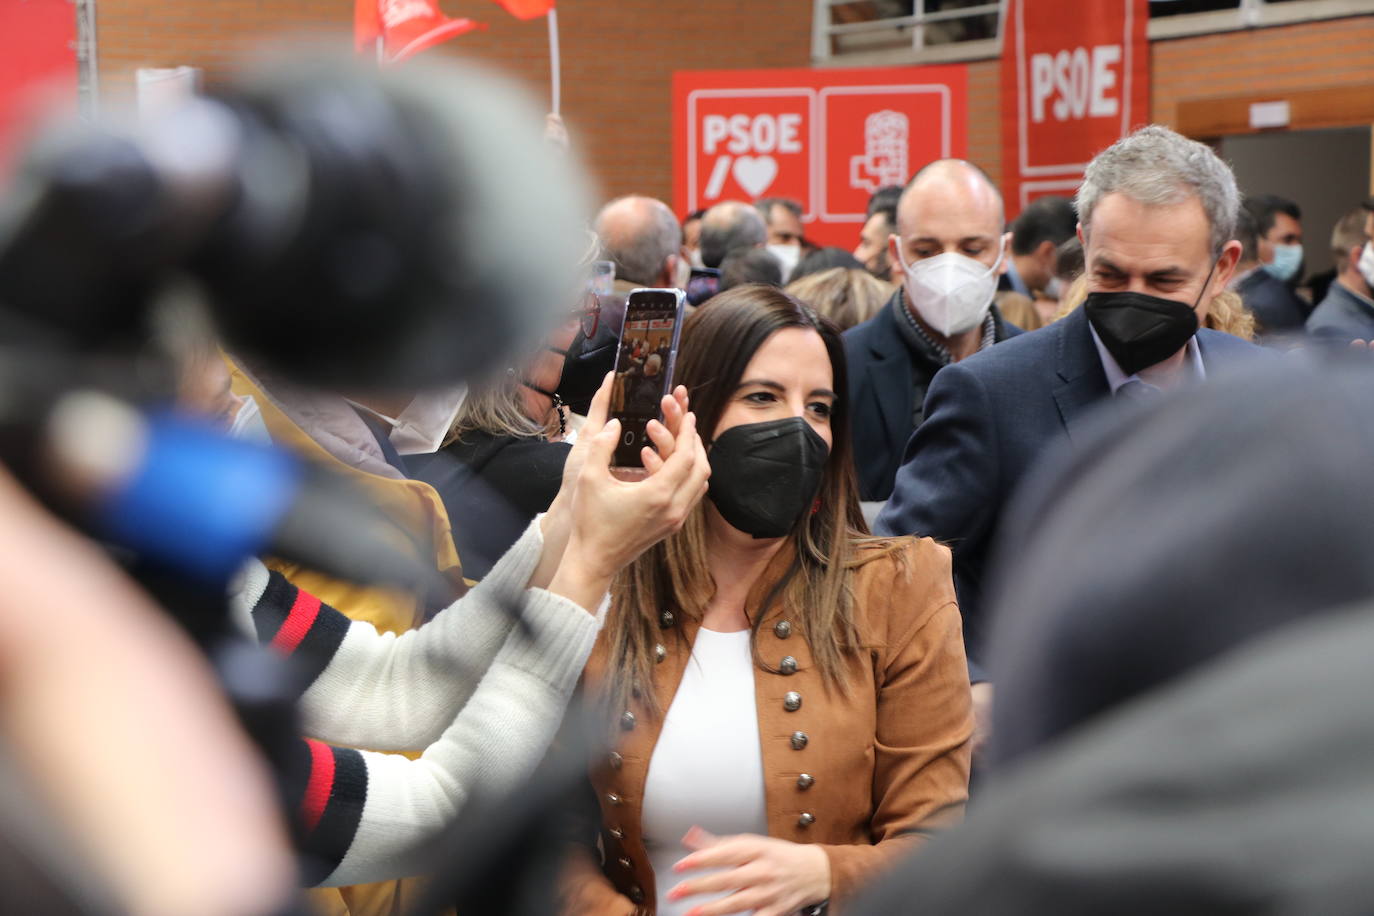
[8,49,1374,916]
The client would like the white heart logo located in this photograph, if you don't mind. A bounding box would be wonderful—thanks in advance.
[732,155,778,198]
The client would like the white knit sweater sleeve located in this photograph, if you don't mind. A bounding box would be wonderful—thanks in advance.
[316,586,598,887]
[230,516,584,751]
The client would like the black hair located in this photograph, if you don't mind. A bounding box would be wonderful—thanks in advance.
[1244,194,1302,237]
[719,247,784,290]
[1011,195,1078,256]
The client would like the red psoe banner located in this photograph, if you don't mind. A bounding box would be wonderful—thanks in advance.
[1001,0,1149,220]
[0,0,77,183]
[673,65,967,249]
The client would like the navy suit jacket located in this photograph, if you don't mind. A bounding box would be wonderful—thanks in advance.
[844,297,1020,501]
[874,308,1264,678]
[1236,269,1309,335]
[1306,281,1374,343]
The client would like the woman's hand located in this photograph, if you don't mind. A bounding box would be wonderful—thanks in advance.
[665,827,831,916]
[544,375,708,609]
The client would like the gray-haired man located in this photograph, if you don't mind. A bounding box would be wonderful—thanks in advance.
[875,125,1266,755]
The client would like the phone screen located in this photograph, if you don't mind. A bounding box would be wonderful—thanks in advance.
[609,288,686,467]
[685,267,721,306]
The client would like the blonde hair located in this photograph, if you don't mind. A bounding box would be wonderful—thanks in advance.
[993,290,1046,332]
[785,267,894,331]
[1054,273,1256,342]
[444,367,552,445]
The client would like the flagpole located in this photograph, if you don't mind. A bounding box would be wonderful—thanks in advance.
[376,0,385,64]
[547,8,561,115]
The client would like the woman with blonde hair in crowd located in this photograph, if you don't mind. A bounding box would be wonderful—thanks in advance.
[562,284,972,916]
[785,266,894,332]
[1054,272,1257,341]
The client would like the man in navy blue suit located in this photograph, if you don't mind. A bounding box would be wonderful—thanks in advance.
[876,126,1265,754]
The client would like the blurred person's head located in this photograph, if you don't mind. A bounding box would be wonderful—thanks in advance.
[720,247,783,291]
[700,200,767,268]
[681,208,706,268]
[855,185,902,284]
[1075,125,1243,374]
[786,266,893,331]
[755,197,806,280]
[789,246,865,284]
[1331,207,1374,301]
[1245,193,1304,283]
[1048,236,1084,301]
[1010,195,1077,295]
[1234,200,1262,269]
[608,284,875,715]
[450,277,599,442]
[594,195,683,288]
[889,159,1008,341]
[156,300,251,432]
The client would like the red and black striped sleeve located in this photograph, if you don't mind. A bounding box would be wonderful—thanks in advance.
[286,738,369,886]
[251,571,350,689]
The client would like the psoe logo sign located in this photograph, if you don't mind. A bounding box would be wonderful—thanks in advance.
[686,89,815,216]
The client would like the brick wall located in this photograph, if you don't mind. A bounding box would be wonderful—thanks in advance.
[1150,14,1374,127]
[94,4,1374,211]
[95,0,814,209]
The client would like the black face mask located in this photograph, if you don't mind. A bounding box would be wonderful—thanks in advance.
[707,417,830,539]
[1083,262,1215,376]
[554,296,622,415]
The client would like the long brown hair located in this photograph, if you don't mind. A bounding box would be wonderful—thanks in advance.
[604,284,903,718]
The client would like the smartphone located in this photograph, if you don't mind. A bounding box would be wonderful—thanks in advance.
[685,266,721,306]
[609,288,687,468]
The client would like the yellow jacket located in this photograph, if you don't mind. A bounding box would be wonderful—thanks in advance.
[230,360,463,916]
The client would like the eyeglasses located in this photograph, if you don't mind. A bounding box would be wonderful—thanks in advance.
[577,289,601,338]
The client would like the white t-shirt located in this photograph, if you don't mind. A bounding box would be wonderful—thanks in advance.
[641,627,768,916]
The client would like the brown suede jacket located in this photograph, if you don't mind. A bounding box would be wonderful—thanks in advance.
[560,535,973,915]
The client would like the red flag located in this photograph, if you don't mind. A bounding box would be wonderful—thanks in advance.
[354,0,381,53]
[488,0,555,20]
[355,1,487,64]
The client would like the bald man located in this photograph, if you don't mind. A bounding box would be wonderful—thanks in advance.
[594,195,683,291]
[842,160,1022,503]
[698,200,767,269]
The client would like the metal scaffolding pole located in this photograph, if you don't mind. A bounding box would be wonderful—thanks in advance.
[73,0,99,118]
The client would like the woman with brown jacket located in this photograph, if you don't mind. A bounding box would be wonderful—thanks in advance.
[562,285,973,916]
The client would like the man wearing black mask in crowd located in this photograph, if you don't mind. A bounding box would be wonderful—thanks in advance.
[876,125,1266,756]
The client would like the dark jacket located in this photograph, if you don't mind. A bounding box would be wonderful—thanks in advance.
[873,308,1264,678]
[408,431,569,580]
[843,290,1020,501]
[854,603,1374,916]
[985,357,1374,764]
[1235,268,1309,336]
[1305,280,1374,343]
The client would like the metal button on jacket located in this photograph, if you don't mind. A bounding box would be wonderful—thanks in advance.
[609,826,625,840]
[773,620,792,639]
[780,655,798,675]
[791,731,809,750]
[783,691,802,712]
[618,857,633,871]
[659,610,675,628]
[629,886,645,904]
[797,773,815,790]
[654,643,667,663]
[620,710,636,731]
[608,751,623,770]
[606,792,623,807]
[798,812,815,827]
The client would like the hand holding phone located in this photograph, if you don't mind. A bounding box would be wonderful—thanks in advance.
[608,288,687,468]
